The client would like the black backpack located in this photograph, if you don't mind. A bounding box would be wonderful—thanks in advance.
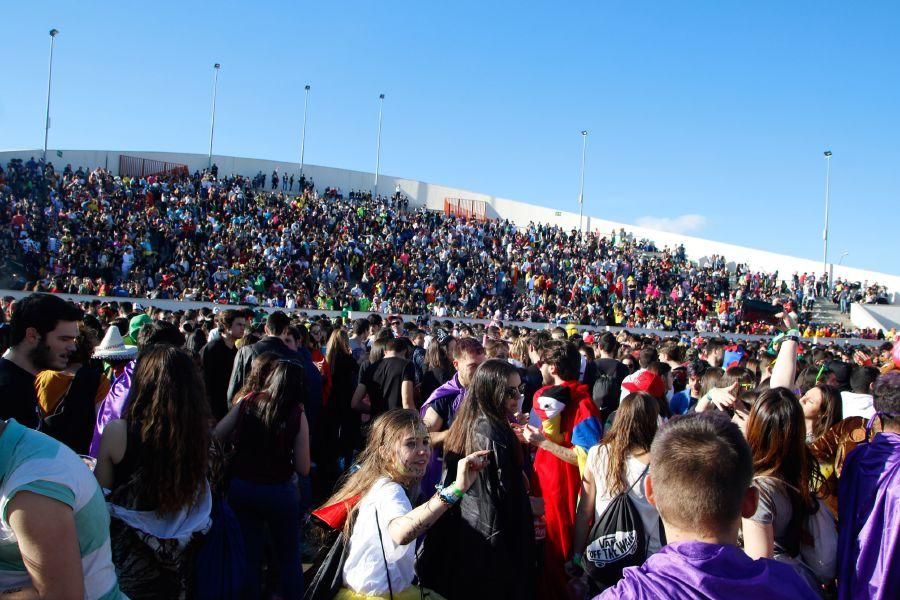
[583,465,658,588]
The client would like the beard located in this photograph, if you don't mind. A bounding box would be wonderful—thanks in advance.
[29,341,66,371]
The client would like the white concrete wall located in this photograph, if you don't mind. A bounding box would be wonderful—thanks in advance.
[3,148,898,301]
[852,303,900,333]
[1,288,884,347]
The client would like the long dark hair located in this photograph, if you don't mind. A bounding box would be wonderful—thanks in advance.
[445,359,517,456]
[122,345,211,513]
[600,392,659,496]
[250,360,307,442]
[746,387,822,526]
[234,351,280,402]
[424,338,453,372]
[806,383,843,441]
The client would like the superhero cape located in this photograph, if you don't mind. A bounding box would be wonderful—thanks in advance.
[837,432,900,599]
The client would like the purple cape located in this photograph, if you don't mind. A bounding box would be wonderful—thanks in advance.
[88,360,135,457]
[837,432,900,600]
[419,373,466,497]
[597,541,819,600]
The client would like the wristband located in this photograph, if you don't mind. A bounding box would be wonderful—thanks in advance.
[438,487,462,506]
[447,483,465,499]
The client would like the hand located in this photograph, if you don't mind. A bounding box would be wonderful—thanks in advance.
[853,350,871,367]
[709,382,738,411]
[522,424,546,447]
[511,423,527,444]
[514,412,530,426]
[454,450,490,492]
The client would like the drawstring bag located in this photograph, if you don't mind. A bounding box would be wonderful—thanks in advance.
[583,465,653,588]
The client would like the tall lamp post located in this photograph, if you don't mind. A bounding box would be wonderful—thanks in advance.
[374,93,385,194]
[207,63,221,170]
[300,84,311,175]
[42,28,59,162]
[578,130,588,233]
[822,150,833,285]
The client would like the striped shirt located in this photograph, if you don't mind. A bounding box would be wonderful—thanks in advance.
[0,419,125,599]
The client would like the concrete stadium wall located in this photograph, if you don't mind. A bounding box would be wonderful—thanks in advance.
[852,303,900,334]
[0,289,885,347]
[3,148,898,302]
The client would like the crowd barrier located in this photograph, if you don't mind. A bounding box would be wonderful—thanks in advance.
[1,290,885,348]
[118,154,189,179]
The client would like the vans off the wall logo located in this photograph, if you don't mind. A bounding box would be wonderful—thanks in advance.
[586,530,638,567]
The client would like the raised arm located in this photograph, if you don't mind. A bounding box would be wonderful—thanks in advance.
[768,335,799,391]
[387,450,489,546]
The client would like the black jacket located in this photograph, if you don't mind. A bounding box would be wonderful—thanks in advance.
[226,336,295,402]
[418,416,536,599]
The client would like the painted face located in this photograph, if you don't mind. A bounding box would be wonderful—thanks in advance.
[455,351,486,388]
[504,371,524,416]
[394,425,432,481]
[30,321,79,370]
[799,387,825,420]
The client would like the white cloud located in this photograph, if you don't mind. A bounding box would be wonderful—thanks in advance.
[635,214,708,235]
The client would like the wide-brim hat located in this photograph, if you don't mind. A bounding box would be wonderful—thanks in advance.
[93,326,138,360]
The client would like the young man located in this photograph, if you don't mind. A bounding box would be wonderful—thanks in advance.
[599,412,819,599]
[0,293,83,429]
[200,309,247,420]
[352,337,416,415]
[227,311,296,402]
[837,372,900,599]
[0,418,125,598]
[594,332,629,402]
[519,340,602,599]
[348,318,370,364]
[419,338,486,496]
[841,365,879,419]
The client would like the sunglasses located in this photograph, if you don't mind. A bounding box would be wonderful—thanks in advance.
[505,383,526,397]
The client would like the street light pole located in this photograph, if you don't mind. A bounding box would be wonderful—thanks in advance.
[42,28,59,163]
[208,63,221,170]
[300,84,310,176]
[822,150,832,285]
[578,130,588,233]
[374,93,385,194]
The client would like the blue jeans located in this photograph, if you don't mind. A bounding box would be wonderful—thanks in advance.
[228,476,303,599]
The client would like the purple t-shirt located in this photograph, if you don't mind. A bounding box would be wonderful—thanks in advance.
[597,541,819,600]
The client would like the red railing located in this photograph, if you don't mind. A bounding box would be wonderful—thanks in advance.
[118,155,189,179]
[444,197,489,221]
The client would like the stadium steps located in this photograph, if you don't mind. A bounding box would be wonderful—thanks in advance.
[810,297,853,328]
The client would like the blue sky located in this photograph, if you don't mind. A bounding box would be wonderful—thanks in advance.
[2,1,898,275]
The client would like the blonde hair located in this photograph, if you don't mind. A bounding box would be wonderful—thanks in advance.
[322,409,423,538]
[325,329,351,368]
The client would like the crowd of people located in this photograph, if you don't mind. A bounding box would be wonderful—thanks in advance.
[0,290,898,599]
[0,157,892,339]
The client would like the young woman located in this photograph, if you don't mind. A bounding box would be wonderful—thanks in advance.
[419,335,455,402]
[799,383,842,443]
[573,392,663,565]
[95,345,212,599]
[742,388,827,581]
[231,351,280,405]
[322,409,488,600]
[214,360,311,599]
[419,359,536,599]
[325,329,362,477]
